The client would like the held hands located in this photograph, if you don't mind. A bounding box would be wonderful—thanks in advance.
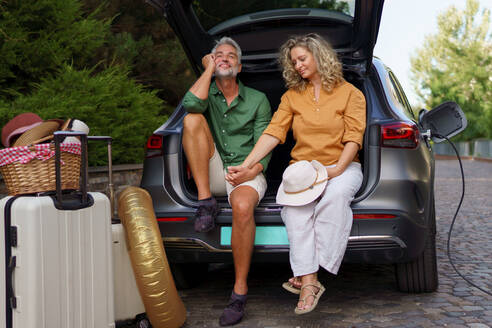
[202,53,216,72]
[225,165,256,187]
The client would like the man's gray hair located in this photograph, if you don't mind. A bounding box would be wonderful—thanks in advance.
[211,37,242,64]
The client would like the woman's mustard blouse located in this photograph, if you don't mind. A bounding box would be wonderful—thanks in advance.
[263,81,366,166]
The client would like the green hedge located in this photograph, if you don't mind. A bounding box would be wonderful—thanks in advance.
[0,65,169,166]
[0,0,110,99]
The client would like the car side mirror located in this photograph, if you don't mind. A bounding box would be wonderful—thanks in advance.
[419,101,467,143]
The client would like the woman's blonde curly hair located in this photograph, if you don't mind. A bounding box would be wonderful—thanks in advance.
[279,33,344,93]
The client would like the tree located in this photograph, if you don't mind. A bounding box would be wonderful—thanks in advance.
[410,0,491,141]
[0,0,110,100]
[0,0,169,165]
[0,65,165,165]
[81,0,195,109]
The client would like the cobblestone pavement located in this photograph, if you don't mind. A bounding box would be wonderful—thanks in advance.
[133,159,492,328]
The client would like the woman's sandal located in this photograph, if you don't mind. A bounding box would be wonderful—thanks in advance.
[282,277,301,294]
[294,281,326,315]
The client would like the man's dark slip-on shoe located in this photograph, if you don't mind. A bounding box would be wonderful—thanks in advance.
[194,198,219,232]
[219,291,247,326]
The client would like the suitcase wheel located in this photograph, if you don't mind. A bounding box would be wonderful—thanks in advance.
[135,314,151,328]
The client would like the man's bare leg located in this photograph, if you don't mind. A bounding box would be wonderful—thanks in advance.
[229,186,259,295]
[182,113,215,200]
[219,186,258,326]
[182,113,219,232]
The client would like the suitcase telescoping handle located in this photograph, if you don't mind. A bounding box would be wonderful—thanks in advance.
[54,132,114,217]
[87,135,114,218]
[54,131,89,205]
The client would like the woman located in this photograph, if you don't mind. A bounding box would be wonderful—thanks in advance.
[226,33,366,314]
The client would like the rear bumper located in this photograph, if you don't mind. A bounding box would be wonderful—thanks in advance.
[161,210,430,265]
[163,234,409,264]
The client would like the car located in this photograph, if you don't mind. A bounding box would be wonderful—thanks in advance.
[141,0,467,291]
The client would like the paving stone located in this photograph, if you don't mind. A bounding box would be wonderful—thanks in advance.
[465,296,485,302]
[341,317,364,324]
[370,316,392,323]
[446,311,466,317]
[481,317,492,323]
[423,308,444,315]
[454,292,473,297]
[467,324,490,328]
[444,306,464,312]
[463,306,485,311]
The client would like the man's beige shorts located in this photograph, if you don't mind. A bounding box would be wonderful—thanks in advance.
[209,144,267,204]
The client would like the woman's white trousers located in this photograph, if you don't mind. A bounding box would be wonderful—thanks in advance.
[281,162,363,276]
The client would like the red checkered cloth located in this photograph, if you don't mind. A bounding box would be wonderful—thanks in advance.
[0,143,82,167]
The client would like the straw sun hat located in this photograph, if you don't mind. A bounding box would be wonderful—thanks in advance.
[276,160,328,206]
[12,119,69,147]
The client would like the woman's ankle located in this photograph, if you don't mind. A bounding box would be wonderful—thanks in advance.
[300,272,318,285]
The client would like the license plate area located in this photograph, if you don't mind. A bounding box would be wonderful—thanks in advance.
[220,226,289,246]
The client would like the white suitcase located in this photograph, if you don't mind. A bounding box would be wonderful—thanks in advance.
[1,193,115,328]
[0,132,115,328]
[112,223,146,323]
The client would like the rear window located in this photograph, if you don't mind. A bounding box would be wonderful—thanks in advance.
[192,0,355,31]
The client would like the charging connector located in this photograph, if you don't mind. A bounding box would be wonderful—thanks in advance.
[421,129,432,139]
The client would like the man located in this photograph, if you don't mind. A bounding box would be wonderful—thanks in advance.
[181,37,272,326]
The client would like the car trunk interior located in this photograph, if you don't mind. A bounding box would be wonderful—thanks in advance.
[180,67,369,207]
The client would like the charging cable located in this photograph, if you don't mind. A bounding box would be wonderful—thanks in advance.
[432,133,492,296]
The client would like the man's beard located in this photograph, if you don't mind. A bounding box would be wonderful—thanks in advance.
[215,65,239,79]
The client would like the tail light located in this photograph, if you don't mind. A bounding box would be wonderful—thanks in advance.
[353,214,397,219]
[381,122,420,149]
[157,217,188,222]
[145,134,163,158]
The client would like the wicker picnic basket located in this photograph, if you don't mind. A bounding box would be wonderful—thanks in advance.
[0,144,81,196]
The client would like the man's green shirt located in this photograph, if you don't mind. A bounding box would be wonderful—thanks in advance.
[183,80,272,172]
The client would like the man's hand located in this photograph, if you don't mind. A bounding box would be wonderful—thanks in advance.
[225,165,257,187]
[202,54,216,72]
[189,54,215,99]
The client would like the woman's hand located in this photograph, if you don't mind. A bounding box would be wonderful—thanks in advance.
[326,142,359,179]
[326,166,343,179]
[225,165,257,187]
